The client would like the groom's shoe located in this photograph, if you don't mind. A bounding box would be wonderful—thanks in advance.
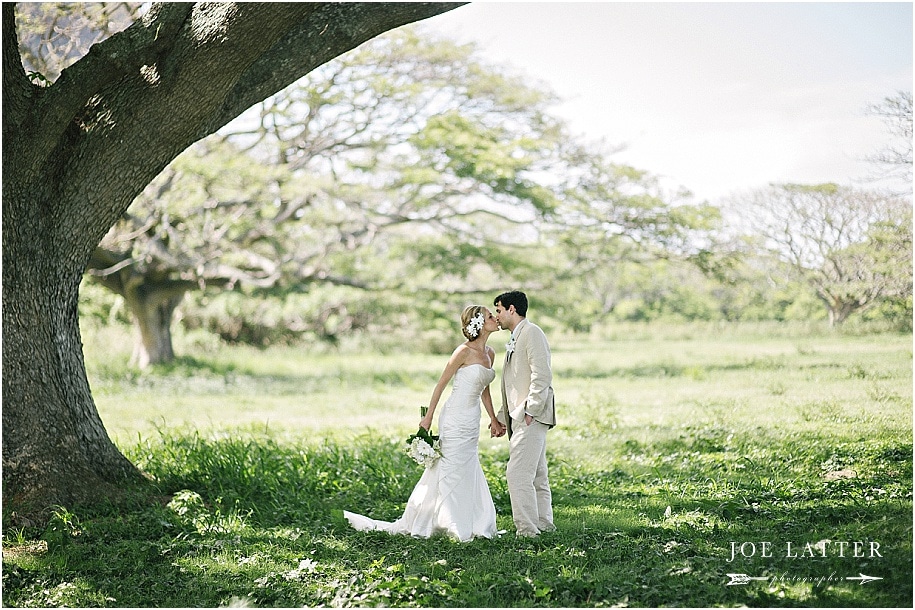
[539,524,556,533]
[515,529,540,538]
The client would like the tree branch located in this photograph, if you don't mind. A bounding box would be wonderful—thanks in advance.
[10,3,192,181]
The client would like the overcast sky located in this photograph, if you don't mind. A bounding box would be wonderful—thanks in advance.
[419,1,913,203]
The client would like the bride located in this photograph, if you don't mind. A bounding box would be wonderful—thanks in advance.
[344,305,506,541]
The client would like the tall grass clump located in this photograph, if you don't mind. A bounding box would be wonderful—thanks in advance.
[131,429,420,527]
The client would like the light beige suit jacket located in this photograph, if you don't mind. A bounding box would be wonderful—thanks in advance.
[499,319,556,430]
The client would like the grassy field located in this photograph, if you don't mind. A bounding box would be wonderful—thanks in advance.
[2,322,912,607]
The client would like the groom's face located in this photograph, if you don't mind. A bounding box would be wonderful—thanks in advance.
[494,302,511,330]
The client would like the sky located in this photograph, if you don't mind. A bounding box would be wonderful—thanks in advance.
[419,1,913,204]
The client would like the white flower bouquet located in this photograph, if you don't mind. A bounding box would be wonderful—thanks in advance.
[405,407,441,468]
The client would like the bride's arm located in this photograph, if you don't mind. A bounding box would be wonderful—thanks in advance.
[481,385,503,436]
[419,346,467,431]
[481,346,504,436]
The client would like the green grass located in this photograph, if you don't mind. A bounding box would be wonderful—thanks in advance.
[2,323,912,607]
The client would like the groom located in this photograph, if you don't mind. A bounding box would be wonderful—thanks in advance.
[493,290,556,537]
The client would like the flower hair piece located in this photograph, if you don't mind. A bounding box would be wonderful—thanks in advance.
[465,312,485,338]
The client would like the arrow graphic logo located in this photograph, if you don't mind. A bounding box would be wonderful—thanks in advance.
[726,573,770,586]
[846,573,883,585]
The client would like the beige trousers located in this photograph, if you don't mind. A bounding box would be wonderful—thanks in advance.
[506,415,554,536]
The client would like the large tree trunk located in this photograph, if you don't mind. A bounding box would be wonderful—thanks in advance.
[88,248,191,367]
[817,286,866,327]
[3,188,144,519]
[127,289,184,368]
[2,1,465,521]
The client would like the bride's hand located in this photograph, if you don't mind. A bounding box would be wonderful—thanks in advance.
[419,415,433,431]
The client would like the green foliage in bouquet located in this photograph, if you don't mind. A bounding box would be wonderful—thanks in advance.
[405,407,441,467]
[405,426,439,448]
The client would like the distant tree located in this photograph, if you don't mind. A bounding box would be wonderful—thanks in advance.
[86,27,564,366]
[544,148,722,327]
[736,183,911,326]
[3,1,464,519]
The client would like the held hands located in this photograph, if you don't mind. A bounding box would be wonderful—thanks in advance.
[489,418,506,438]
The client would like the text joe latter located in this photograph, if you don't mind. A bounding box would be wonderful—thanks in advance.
[727,540,882,562]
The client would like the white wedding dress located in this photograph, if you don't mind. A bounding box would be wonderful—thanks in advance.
[344,364,498,542]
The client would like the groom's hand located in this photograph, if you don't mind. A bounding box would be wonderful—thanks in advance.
[525,414,533,426]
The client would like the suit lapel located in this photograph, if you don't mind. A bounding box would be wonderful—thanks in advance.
[508,319,527,364]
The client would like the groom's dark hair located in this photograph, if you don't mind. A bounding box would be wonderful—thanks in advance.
[495,290,528,317]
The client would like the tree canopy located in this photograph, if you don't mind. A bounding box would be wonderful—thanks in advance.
[83,25,723,362]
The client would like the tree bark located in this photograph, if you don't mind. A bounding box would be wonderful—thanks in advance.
[2,1,465,521]
[2,204,143,518]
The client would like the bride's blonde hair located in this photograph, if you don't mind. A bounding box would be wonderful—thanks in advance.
[461,305,486,341]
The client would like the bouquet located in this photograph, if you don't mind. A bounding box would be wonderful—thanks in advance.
[406,406,441,468]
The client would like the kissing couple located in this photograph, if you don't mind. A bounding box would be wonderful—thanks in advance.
[344,290,556,541]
